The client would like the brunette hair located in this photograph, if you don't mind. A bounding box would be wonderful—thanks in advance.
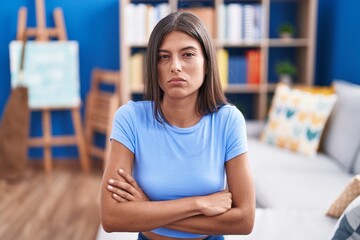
[144,11,228,123]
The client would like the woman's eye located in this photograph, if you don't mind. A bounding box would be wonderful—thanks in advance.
[184,52,195,58]
[159,55,169,61]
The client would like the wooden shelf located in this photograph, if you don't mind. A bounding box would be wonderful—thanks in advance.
[126,42,148,48]
[267,38,309,47]
[224,84,265,94]
[215,40,263,48]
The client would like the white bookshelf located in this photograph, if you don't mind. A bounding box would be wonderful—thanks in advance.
[119,0,317,120]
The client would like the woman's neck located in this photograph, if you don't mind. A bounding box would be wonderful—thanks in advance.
[161,97,201,128]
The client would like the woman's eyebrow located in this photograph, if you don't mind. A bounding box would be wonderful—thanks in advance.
[158,49,170,53]
[180,46,198,51]
[158,46,198,53]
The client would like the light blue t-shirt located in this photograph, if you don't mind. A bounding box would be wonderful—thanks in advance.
[111,100,248,238]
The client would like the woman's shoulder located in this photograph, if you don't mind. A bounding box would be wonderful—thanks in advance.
[217,104,243,117]
[115,100,153,118]
[118,100,152,111]
[212,104,246,125]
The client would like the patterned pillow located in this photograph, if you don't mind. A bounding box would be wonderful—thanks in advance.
[330,195,360,240]
[327,175,360,218]
[261,84,337,156]
[294,85,335,95]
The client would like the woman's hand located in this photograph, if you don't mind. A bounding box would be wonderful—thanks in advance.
[196,190,232,216]
[107,168,149,202]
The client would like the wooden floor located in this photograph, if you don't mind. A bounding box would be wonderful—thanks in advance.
[0,160,103,240]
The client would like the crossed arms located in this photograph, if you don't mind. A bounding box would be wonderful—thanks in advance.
[100,140,255,235]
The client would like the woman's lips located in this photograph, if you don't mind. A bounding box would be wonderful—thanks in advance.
[168,77,186,83]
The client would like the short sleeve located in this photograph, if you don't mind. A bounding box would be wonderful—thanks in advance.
[225,106,248,161]
[110,101,136,153]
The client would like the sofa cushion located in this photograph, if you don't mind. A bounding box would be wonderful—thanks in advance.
[248,138,353,212]
[246,120,265,139]
[96,227,138,240]
[353,149,360,175]
[327,175,360,218]
[236,209,336,240]
[330,195,360,240]
[261,84,337,156]
[321,80,360,173]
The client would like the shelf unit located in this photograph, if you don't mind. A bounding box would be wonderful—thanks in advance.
[119,0,317,120]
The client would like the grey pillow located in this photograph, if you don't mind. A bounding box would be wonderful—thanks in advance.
[331,195,360,240]
[352,148,360,174]
[321,80,360,173]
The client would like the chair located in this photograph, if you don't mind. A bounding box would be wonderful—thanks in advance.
[84,68,121,168]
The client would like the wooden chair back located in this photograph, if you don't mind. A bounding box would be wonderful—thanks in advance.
[85,68,121,167]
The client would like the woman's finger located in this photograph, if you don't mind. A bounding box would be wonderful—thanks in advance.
[110,169,149,201]
[111,193,128,202]
[107,184,136,201]
[108,179,138,195]
[117,169,140,190]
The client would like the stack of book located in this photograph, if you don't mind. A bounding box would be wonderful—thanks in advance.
[129,51,146,91]
[217,3,262,42]
[125,3,170,45]
[181,7,215,38]
[217,49,261,89]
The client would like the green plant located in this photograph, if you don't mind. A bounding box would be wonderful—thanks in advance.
[278,22,295,36]
[276,60,297,76]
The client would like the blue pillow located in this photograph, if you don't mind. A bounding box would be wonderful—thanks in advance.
[331,196,360,240]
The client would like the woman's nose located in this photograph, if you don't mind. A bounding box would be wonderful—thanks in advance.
[170,58,182,73]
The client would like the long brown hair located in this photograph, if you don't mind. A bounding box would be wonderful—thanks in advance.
[145,11,228,123]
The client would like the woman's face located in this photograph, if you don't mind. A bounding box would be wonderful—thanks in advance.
[157,31,206,101]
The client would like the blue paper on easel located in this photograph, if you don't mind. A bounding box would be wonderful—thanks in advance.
[9,41,80,108]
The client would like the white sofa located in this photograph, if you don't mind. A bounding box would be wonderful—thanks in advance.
[97,80,360,240]
[243,80,360,240]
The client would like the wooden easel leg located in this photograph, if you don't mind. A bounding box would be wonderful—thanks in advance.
[17,7,27,41]
[71,109,90,173]
[53,8,67,41]
[43,110,52,173]
[35,0,48,41]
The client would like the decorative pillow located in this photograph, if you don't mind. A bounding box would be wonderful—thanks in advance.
[327,175,360,218]
[321,80,360,173]
[330,195,360,240]
[294,85,335,95]
[261,84,337,156]
[354,149,360,175]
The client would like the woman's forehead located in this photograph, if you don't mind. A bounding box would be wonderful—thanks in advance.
[159,31,201,51]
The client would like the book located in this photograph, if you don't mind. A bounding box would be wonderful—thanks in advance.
[254,4,263,39]
[217,4,227,42]
[134,4,147,44]
[125,3,170,45]
[146,5,156,40]
[229,53,247,85]
[226,3,243,42]
[246,50,261,84]
[243,5,256,41]
[129,52,145,91]
[182,7,215,38]
[243,4,263,41]
[216,48,229,89]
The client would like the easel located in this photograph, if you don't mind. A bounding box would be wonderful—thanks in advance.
[16,0,90,173]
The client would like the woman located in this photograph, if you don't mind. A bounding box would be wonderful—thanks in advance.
[100,11,255,240]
